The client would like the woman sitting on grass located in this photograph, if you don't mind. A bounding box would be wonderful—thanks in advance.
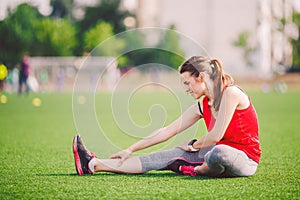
[73,55,262,177]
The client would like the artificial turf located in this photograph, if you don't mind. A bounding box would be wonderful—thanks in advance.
[0,91,299,199]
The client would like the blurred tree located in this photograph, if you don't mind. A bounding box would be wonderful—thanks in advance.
[31,18,77,56]
[0,1,138,67]
[114,30,145,67]
[79,0,131,34]
[124,25,185,70]
[83,21,125,56]
[291,12,300,71]
[233,30,254,67]
[50,0,74,19]
[122,30,145,51]
[76,0,132,55]
[0,3,41,68]
[157,25,185,69]
[120,30,146,66]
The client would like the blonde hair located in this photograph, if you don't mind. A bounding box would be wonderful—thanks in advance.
[179,56,234,111]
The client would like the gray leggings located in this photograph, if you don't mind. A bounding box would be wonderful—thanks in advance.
[139,144,258,177]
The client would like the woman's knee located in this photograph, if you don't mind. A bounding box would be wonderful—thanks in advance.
[205,145,258,177]
[206,145,232,164]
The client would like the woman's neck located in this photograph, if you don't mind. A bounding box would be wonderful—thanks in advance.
[204,89,214,107]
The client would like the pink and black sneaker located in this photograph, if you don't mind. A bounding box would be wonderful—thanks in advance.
[166,157,202,176]
[179,165,197,177]
[73,134,95,175]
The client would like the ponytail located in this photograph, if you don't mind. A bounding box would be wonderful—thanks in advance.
[211,59,234,86]
[210,59,234,111]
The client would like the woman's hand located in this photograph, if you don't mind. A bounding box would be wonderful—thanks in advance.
[109,149,132,166]
[176,140,191,151]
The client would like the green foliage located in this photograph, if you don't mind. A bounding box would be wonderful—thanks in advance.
[0,91,299,199]
[83,21,125,55]
[233,31,250,47]
[123,26,185,69]
[83,23,185,69]
[78,0,131,34]
[157,25,186,68]
[233,30,254,66]
[0,3,77,67]
[50,0,74,19]
[117,56,128,66]
[0,3,41,67]
[0,1,132,67]
[291,12,300,68]
[0,1,185,71]
[125,49,184,70]
[32,18,77,56]
[122,29,145,51]
[75,0,132,55]
[117,30,144,66]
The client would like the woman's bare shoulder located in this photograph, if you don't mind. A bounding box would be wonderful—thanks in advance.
[223,85,249,109]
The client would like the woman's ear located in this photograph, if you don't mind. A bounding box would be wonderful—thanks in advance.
[196,72,205,82]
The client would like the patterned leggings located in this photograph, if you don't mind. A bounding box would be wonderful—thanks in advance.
[139,144,258,177]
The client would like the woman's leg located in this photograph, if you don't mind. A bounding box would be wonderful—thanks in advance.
[194,145,258,177]
[93,146,214,174]
[139,145,214,173]
[93,156,143,174]
[93,148,186,174]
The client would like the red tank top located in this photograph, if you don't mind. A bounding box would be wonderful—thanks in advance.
[202,95,261,163]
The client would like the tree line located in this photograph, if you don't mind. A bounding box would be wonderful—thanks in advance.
[0,0,185,70]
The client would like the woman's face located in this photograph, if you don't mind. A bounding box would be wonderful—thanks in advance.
[181,71,206,100]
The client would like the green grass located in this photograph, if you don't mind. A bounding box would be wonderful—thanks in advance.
[0,91,299,199]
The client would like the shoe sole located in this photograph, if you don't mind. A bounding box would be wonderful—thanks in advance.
[73,135,84,175]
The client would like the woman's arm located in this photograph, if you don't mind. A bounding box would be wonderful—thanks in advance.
[110,103,202,162]
[192,87,243,149]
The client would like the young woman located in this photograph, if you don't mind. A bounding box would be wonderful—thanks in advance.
[73,55,261,177]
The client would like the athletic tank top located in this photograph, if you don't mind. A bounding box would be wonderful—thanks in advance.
[201,92,262,163]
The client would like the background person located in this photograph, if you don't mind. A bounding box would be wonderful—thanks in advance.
[73,55,262,178]
[18,54,30,94]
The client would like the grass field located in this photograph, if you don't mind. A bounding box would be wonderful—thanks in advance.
[0,90,299,199]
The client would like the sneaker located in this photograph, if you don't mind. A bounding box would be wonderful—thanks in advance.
[180,165,196,177]
[73,134,95,175]
[77,134,95,158]
[166,157,202,175]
